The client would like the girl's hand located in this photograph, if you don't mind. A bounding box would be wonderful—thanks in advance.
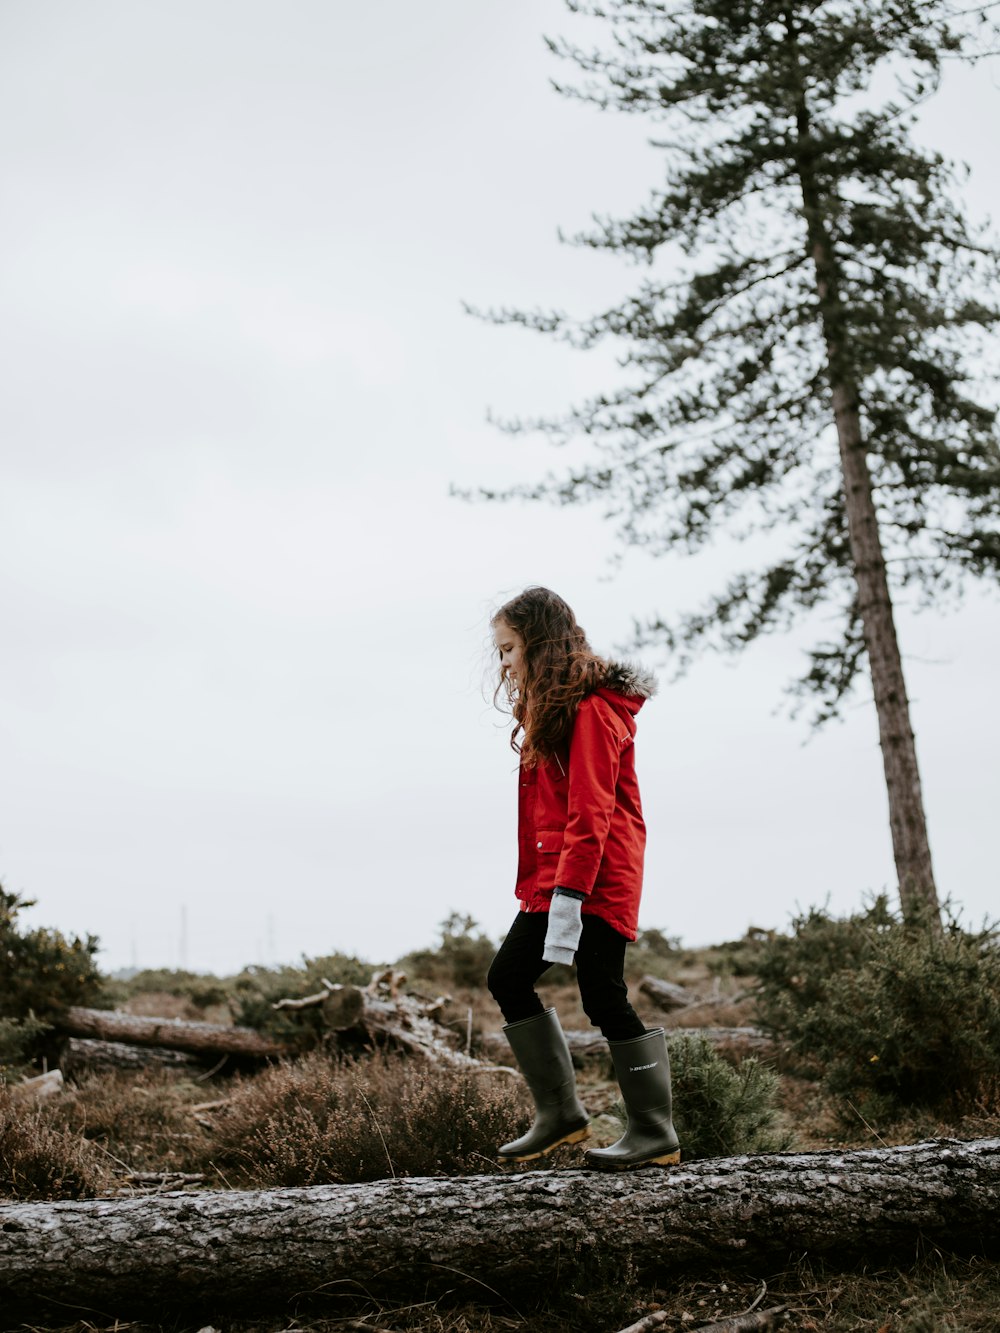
[542,888,585,966]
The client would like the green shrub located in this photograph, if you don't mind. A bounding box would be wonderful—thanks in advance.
[0,1090,109,1200]
[0,1015,51,1082]
[0,888,104,1022]
[399,913,498,989]
[706,929,774,979]
[755,899,1000,1119]
[754,898,895,1039]
[200,1050,524,1185]
[665,1033,789,1160]
[104,967,232,1012]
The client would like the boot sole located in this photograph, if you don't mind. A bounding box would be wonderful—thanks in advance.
[498,1125,590,1163]
[586,1148,681,1171]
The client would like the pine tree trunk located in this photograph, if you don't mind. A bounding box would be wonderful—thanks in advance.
[789,41,941,930]
[825,378,941,928]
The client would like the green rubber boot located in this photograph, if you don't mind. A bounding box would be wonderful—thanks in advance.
[585,1028,681,1170]
[498,1007,590,1162]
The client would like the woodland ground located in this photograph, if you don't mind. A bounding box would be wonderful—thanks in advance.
[4,940,1000,1333]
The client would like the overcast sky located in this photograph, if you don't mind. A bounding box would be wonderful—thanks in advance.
[1,2,997,977]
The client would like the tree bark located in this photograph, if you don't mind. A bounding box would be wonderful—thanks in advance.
[59,1008,286,1059]
[825,375,940,928]
[0,1138,996,1321]
[788,23,941,930]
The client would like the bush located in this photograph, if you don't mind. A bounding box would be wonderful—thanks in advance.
[755,899,1000,1119]
[0,1090,109,1200]
[0,1015,51,1082]
[0,887,104,1023]
[665,1034,789,1160]
[754,898,895,1037]
[706,929,774,979]
[200,1050,525,1186]
[105,968,232,1013]
[399,913,498,989]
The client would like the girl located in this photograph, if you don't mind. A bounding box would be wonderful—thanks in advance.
[487,586,680,1170]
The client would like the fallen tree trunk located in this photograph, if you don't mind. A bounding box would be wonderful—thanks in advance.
[60,991,503,1075]
[59,1008,286,1059]
[59,1037,210,1077]
[478,1026,775,1066]
[1,1138,996,1321]
[275,981,492,1069]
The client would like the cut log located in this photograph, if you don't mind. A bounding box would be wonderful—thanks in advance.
[59,1008,286,1059]
[59,1037,209,1077]
[0,1139,997,1321]
[275,982,494,1070]
[638,974,692,1011]
[478,1026,775,1066]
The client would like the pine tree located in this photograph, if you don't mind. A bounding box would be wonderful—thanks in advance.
[473,0,1000,928]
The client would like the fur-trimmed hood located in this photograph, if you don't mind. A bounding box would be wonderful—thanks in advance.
[600,659,658,701]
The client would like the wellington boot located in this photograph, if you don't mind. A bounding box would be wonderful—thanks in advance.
[498,1007,590,1162]
[585,1027,681,1170]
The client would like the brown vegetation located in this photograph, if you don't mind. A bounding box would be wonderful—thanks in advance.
[198,1050,526,1187]
[0,1088,110,1201]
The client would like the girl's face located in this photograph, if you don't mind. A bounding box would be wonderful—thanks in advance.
[493,619,526,689]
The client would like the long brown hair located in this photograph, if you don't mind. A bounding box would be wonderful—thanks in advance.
[492,587,606,767]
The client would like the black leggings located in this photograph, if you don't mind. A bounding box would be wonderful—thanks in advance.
[487,911,646,1042]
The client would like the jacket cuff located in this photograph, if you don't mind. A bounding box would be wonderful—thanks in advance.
[554,885,586,901]
[542,942,577,966]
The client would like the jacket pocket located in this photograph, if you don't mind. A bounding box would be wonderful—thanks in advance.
[533,827,564,890]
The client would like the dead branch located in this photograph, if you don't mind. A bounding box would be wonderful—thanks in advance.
[688,1307,787,1332]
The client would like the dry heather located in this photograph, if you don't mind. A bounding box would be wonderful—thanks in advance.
[198,1049,528,1187]
[51,1067,208,1174]
[0,1088,109,1200]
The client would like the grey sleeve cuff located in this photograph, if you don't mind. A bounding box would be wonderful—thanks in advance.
[543,891,584,965]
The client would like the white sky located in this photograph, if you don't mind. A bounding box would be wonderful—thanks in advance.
[1,2,997,976]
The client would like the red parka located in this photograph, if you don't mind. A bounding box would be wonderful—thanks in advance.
[514,662,655,940]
